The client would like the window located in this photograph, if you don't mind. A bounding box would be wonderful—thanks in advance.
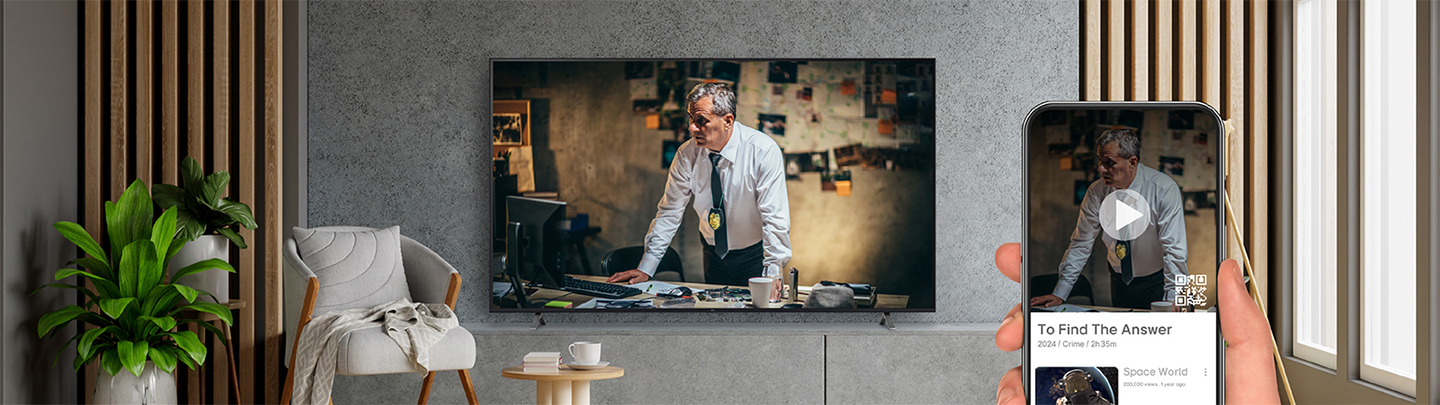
[1292,0,1338,370]
[1359,0,1417,396]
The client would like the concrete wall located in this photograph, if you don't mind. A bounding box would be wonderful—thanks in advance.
[307,0,1076,402]
[2,2,80,403]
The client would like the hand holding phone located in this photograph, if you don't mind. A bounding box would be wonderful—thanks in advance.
[993,243,1279,405]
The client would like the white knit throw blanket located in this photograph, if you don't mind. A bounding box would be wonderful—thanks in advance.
[290,298,459,405]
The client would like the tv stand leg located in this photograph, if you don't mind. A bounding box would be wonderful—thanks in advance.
[531,313,547,330]
[880,312,895,331]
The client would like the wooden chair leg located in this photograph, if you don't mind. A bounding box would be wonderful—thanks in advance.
[458,369,479,405]
[418,371,437,405]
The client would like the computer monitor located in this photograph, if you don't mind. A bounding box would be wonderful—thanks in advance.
[505,196,567,291]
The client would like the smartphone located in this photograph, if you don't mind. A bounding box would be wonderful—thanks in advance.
[1022,102,1225,404]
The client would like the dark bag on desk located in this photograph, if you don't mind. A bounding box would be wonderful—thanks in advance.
[805,284,855,309]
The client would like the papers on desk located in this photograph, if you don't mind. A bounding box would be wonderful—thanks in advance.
[575,299,656,309]
[627,281,684,295]
[1031,304,1099,313]
[493,282,513,298]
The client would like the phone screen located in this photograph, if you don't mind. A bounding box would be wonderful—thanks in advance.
[1023,102,1224,404]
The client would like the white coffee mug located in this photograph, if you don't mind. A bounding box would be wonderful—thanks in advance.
[1150,301,1174,312]
[749,277,775,308]
[568,342,601,365]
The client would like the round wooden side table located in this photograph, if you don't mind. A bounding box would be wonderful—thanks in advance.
[500,366,624,405]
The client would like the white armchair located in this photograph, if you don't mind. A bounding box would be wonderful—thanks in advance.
[281,226,478,405]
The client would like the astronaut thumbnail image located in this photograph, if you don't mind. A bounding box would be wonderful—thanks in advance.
[1035,366,1118,405]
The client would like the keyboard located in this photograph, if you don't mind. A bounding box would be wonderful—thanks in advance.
[562,276,644,299]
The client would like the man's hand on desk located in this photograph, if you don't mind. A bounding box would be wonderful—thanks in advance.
[1029,294,1064,308]
[606,269,650,284]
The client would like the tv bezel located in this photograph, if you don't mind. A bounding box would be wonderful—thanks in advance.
[489,58,938,313]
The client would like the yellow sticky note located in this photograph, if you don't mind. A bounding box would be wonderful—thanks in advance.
[836,181,852,196]
[645,114,660,129]
[1060,157,1073,170]
[840,80,856,95]
[878,119,894,135]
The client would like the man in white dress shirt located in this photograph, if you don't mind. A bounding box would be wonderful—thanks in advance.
[608,83,791,298]
[1031,128,1188,310]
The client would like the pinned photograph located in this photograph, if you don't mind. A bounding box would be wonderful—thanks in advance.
[624,61,655,79]
[1159,156,1185,176]
[633,99,663,115]
[758,114,787,136]
[711,61,741,82]
[768,61,798,83]
[783,153,811,180]
[493,113,525,145]
[801,87,813,101]
[1117,110,1144,129]
[1195,132,1208,146]
[1168,110,1195,129]
[1048,143,1075,158]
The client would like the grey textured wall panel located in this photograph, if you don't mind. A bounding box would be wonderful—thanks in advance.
[826,334,1016,404]
[307,0,1077,324]
[332,333,825,405]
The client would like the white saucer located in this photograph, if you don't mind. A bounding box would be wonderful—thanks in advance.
[564,361,609,371]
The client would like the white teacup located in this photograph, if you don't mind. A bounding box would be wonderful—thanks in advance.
[568,342,601,365]
[749,277,776,308]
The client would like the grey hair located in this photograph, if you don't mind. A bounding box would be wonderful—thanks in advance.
[686,82,736,118]
[1096,128,1141,160]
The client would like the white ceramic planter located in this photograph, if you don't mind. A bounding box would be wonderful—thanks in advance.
[169,234,230,303]
[93,361,177,405]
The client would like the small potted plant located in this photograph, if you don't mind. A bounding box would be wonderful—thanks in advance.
[37,180,235,404]
[152,156,258,303]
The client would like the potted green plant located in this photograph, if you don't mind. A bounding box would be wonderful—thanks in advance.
[152,156,258,303]
[36,179,235,404]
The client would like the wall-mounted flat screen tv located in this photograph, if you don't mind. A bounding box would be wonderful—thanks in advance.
[491,59,935,312]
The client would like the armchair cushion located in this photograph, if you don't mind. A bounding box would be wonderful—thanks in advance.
[335,325,476,375]
[293,226,413,316]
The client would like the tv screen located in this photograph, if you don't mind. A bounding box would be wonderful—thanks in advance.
[491,59,935,312]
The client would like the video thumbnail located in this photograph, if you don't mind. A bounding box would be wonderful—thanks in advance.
[1035,366,1119,405]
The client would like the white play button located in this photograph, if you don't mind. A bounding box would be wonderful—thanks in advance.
[1099,189,1150,241]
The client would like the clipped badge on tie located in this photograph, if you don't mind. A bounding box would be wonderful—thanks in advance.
[1115,244,1127,259]
[708,208,723,230]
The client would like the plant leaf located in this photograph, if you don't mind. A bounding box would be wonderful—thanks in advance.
[150,207,178,265]
[74,342,105,373]
[170,258,235,284]
[37,305,89,338]
[148,345,177,374]
[214,199,258,230]
[77,326,113,359]
[65,257,112,280]
[54,268,103,282]
[171,284,199,303]
[100,348,122,376]
[99,298,135,319]
[201,171,231,208]
[182,319,229,346]
[106,180,154,263]
[163,238,187,272]
[128,241,161,300]
[140,316,177,332]
[175,302,233,326]
[53,221,108,268]
[180,156,204,199]
[216,227,247,249]
[169,346,196,370]
[174,210,205,244]
[30,283,99,304]
[116,340,149,377]
[166,331,206,365]
[151,184,186,210]
[116,241,148,297]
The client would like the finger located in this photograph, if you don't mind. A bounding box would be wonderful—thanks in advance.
[996,366,1024,405]
[995,243,1023,283]
[1217,259,1280,405]
[996,303,1024,352]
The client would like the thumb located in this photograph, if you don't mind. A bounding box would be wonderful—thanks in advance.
[1217,259,1280,404]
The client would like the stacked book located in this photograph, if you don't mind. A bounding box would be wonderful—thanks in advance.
[522,352,561,372]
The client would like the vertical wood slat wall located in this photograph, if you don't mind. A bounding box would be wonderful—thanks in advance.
[81,1,283,404]
[1081,0,1273,309]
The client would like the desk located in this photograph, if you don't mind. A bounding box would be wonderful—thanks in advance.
[1031,304,1151,313]
[512,275,910,309]
[501,366,624,405]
